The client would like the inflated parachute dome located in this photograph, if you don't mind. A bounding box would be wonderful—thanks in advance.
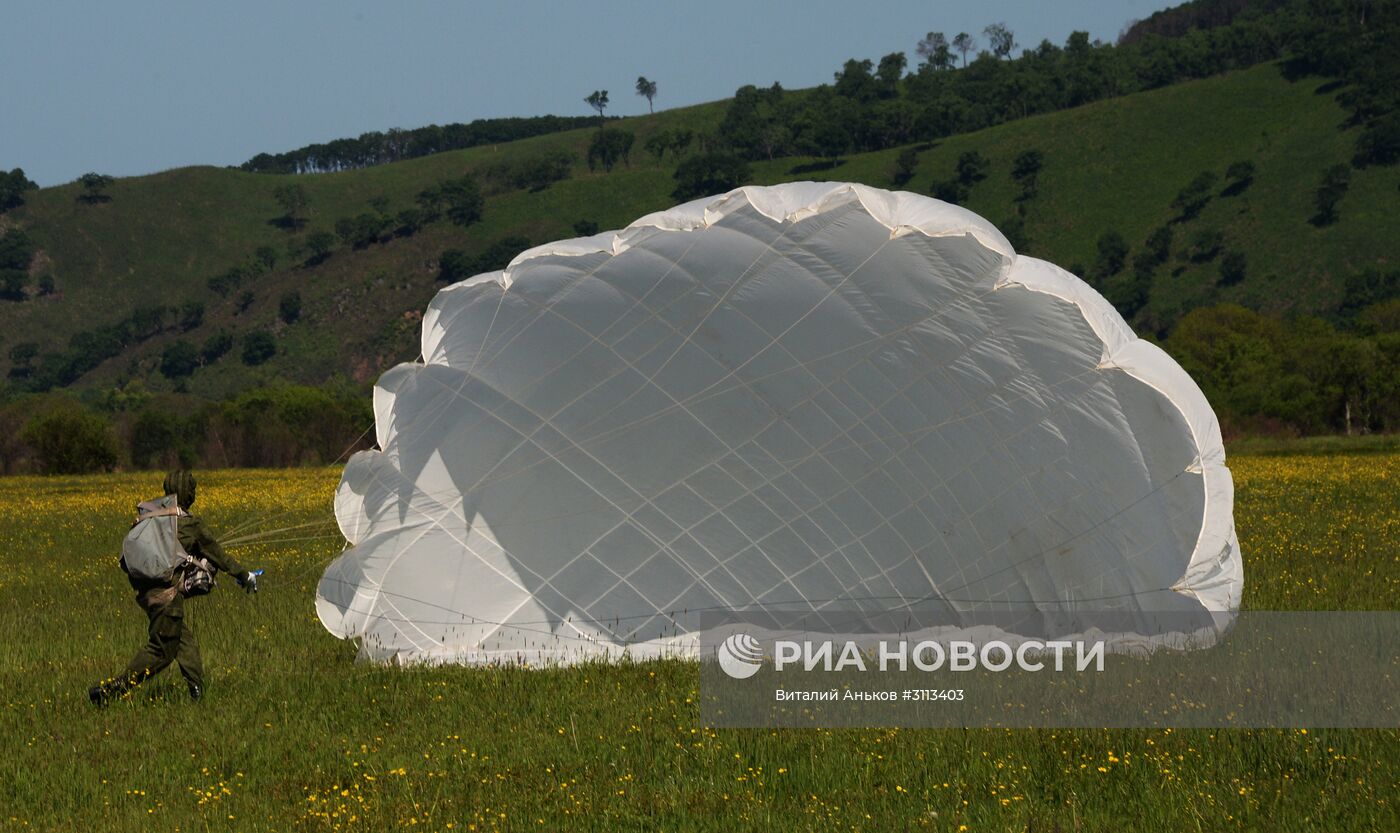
[317,182,1242,664]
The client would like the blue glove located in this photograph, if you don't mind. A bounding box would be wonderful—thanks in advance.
[237,569,263,594]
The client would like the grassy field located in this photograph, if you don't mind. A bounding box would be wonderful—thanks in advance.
[0,452,1395,831]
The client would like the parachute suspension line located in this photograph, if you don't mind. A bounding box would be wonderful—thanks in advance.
[461,274,509,378]
[224,532,343,550]
[314,573,1183,630]
[217,509,337,551]
[221,518,341,546]
[331,419,379,465]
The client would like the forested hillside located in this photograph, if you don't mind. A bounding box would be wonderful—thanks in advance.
[0,0,1396,473]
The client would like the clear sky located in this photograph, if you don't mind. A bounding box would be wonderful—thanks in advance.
[2,0,1173,186]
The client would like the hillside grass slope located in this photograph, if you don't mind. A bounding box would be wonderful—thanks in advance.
[1,62,1394,400]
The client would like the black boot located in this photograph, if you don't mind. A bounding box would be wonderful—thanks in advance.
[87,683,116,711]
[188,683,202,702]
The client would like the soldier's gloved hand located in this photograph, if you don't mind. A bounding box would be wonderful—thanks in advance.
[237,571,259,594]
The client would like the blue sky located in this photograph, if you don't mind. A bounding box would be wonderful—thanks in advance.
[2,1,1174,186]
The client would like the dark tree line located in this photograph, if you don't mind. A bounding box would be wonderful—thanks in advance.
[0,229,37,301]
[715,1,1393,164]
[239,115,603,175]
[1283,0,1400,167]
[1166,300,1400,437]
[1119,0,1292,44]
[0,168,37,213]
[4,297,232,393]
[0,384,375,474]
[438,235,533,284]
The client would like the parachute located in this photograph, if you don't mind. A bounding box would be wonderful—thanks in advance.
[122,495,189,583]
[316,182,1241,665]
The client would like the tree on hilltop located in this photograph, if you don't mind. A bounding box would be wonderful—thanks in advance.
[984,23,1016,60]
[0,168,37,214]
[952,32,975,67]
[77,172,113,204]
[916,33,951,70]
[584,90,609,126]
[635,77,658,113]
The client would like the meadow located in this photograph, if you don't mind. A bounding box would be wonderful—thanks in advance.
[0,451,1395,831]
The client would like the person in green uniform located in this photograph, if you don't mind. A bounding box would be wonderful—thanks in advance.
[89,470,259,705]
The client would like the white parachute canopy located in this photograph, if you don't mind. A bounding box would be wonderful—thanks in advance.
[317,182,1242,665]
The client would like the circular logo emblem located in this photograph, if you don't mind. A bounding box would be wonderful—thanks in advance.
[716,633,764,679]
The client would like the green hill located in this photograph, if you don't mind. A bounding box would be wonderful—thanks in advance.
[1,62,1396,404]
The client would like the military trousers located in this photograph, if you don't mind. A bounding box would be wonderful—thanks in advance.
[107,594,204,695]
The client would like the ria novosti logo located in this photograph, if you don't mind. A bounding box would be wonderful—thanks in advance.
[716,633,764,679]
[716,633,1108,679]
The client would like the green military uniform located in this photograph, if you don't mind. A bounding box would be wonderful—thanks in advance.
[93,471,251,703]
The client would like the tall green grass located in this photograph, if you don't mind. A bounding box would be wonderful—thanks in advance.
[0,452,1394,831]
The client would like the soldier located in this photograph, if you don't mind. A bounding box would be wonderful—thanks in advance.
[89,470,258,705]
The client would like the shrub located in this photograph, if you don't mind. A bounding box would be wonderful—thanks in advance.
[0,270,27,301]
[438,249,474,284]
[891,147,919,186]
[1094,230,1129,280]
[130,410,185,470]
[254,245,278,271]
[672,152,751,201]
[441,175,484,227]
[955,150,989,185]
[179,300,205,331]
[1010,149,1043,200]
[1312,164,1350,226]
[305,231,337,263]
[1220,250,1247,286]
[1144,225,1173,264]
[20,407,118,474]
[279,291,302,324]
[207,266,245,296]
[587,129,635,173]
[159,340,200,379]
[1189,229,1224,262]
[395,208,425,237]
[1172,171,1217,219]
[474,236,531,274]
[485,149,575,191]
[1353,113,1400,168]
[241,332,276,366]
[1000,216,1029,252]
[1223,160,1255,195]
[197,384,375,467]
[930,179,968,205]
[201,332,233,363]
[335,213,391,249]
